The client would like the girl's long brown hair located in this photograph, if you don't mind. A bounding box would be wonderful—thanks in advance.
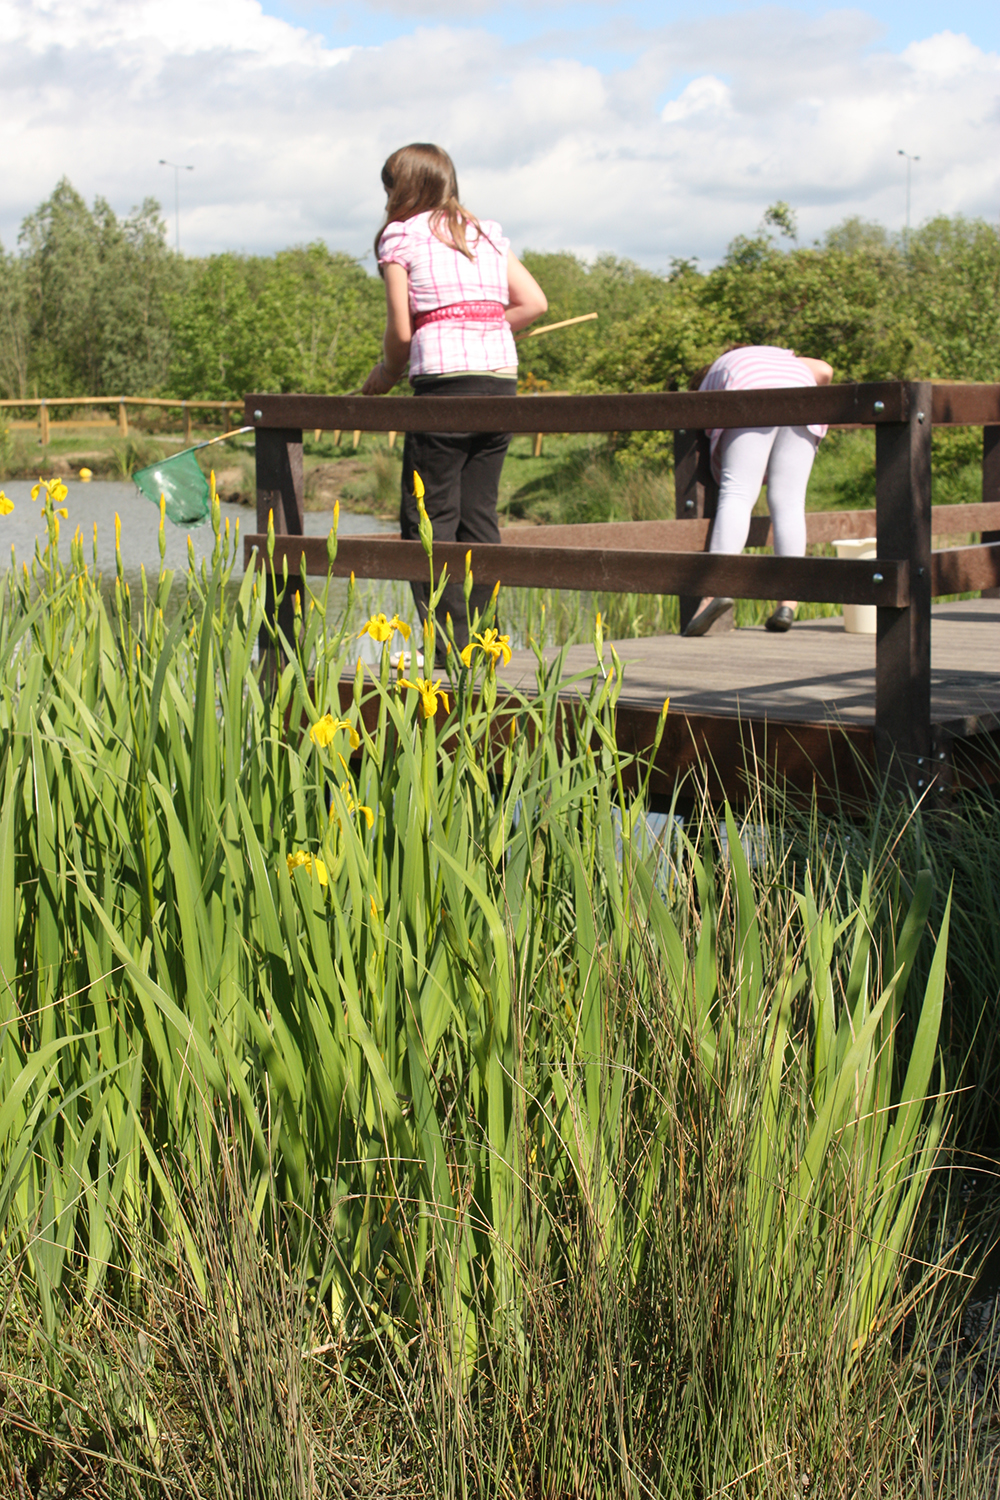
[375,143,483,266]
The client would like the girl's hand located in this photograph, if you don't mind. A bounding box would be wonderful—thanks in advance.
[362,361,398,395]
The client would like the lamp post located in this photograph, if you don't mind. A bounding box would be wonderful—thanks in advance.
[898,149,919,256]
[159,159,194,253]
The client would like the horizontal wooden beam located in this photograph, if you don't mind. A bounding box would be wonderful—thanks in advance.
[245,533,909,606]
[244,383,911,436]
[931,540,1000,596]
[932,385,1000,427]
[0,395,242,411]
[318,501,1000,561]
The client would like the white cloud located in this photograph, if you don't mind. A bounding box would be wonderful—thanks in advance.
[1,0,998,270]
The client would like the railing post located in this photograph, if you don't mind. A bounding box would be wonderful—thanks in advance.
[255,425,305,671]
[981,425,1000,599]
[118,400,128,438]
[875,382,932,792]
[673,428,727,633]
[39,400,49,447]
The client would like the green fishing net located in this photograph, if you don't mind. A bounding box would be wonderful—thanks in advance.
[133,448,210,526]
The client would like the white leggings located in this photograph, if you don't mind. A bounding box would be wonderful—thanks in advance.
[708,425,819,557]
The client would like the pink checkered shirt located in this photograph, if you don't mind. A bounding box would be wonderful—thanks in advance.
[378,212,517,377]
[700,346,828,477]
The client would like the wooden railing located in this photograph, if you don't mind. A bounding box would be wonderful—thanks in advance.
[0,395,244,445]
[242,381,1000,793]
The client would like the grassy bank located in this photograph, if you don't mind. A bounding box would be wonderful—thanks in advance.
[1,481,999,1495]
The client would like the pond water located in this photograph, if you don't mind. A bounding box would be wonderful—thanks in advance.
[0,478,409,655]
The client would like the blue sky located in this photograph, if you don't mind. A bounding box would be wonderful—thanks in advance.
[0,0,996,267]
[263,0,1000,56]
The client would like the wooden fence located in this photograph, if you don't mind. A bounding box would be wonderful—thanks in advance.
[242,381,1000,794]
[0,395,244,445]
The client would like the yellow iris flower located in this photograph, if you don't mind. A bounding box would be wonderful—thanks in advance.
[309,713,361,750]
[359,612,412,644]
[400,675,450,719]
[460,627,512,669]
[286,850,328,886]
[329,781,375,831]
[0,493,13,516]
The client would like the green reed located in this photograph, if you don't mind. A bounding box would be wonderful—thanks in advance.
[0,474,976,1496]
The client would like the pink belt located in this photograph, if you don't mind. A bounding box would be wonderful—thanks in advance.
[412,300,506,331]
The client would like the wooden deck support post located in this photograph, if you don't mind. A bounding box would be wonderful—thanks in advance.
[118,401,128,438]
[981,426,1000,599]
[875,381,932,792]
[183,403,191,445]
[39,401,49,446]
[673,428,727,634]
[255,425,305,672]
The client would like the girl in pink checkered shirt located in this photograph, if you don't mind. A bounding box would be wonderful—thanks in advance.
[362,143,547,662]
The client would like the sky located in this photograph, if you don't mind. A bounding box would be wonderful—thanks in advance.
[1,0,997,271]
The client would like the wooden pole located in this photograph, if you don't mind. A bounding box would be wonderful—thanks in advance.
[674,429,726,633]
[874,382,932,792]
[352,431,361,449]
[118,401,128,437]
[388,431,397,450]
[256,426,305,674]
[981,426,1000,599]
[533,433,544,458]
[39,401,49,446]
[183,403,191,445]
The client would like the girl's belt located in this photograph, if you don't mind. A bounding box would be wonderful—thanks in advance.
[412,301,506,331]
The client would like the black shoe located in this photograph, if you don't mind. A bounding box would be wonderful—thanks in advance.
[765,606,795,633]
[682,597,734,638]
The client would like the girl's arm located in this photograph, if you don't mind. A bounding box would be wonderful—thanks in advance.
[796,355,833,385]
[506,253,547,333]
[362,263,412,395]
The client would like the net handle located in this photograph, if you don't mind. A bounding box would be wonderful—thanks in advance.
[192,425,254,452]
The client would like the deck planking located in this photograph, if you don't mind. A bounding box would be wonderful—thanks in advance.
[496,597,1000,805]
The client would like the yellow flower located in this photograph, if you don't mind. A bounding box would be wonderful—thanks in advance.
[309,713,360,750]
[358,612,412,644]
[286,850,328,886]
[461,627,512,670]
[413,470,425,501]
[0,493,13,516]
[50,479,68,505]
[329,782,374,831]
[400,675,450,720]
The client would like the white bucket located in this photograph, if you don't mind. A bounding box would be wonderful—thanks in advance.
[833,537,878,633]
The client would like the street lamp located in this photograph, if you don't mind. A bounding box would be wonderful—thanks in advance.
[898,149,920,256]
[159,159,194,253]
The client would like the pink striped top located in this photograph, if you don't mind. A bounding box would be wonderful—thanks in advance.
[699,346,828,478]
[377,211,517,378]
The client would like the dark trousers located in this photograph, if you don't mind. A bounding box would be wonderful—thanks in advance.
[401,373,516,662]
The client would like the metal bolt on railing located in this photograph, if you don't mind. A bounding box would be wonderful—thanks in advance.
[873,401,885,412]
[872,572,884,583]
[254,409,263,421]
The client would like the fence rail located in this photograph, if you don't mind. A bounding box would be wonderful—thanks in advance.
[0,395,244,445]
[242,380,1000,796]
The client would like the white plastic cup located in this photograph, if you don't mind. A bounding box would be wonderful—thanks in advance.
[833,537,878,633]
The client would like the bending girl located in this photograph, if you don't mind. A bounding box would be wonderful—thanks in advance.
[683,345,833,637]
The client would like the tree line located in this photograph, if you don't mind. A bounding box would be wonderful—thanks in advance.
[1,180,998,404]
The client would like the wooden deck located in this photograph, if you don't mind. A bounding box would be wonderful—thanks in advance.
[498,599,1000,808]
